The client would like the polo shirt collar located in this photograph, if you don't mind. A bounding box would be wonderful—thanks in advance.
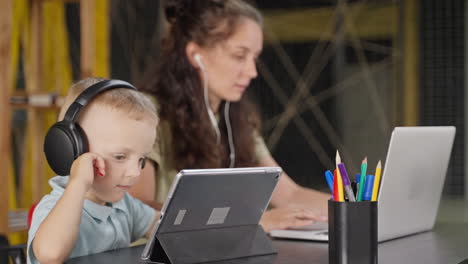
[83,195,128,222]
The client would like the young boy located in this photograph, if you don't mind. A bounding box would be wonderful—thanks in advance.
[27,78,159,264]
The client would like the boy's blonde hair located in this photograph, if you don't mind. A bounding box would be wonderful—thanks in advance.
[59,77,158,124]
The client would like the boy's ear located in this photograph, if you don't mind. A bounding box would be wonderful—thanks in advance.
[186,42,202,68]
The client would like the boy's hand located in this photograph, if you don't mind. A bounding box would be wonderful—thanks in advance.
[69,152,106,190]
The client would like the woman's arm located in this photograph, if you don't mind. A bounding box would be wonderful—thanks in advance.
[129,160,163,210]
[257,155,329,231]
[259,155,329,214]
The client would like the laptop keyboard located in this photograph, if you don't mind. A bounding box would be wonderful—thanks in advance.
[316,231,328,236]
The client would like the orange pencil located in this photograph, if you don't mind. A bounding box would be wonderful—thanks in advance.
[333,170,339,201]
[335,151,344,201]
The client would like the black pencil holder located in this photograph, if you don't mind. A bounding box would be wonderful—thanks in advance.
[328,200,378,264]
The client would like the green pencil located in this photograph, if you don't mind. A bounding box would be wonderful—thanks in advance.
[357,157,367,201]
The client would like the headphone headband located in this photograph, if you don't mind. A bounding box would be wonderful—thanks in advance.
[63,79,136,122]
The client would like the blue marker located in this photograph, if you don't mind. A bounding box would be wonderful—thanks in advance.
[351,173,361,199]
[355,173,361,195]
[325,170,334,195]
[362,175,375,201]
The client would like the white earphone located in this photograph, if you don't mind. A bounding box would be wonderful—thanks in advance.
[194,53,203,68]
[194,53,235,168]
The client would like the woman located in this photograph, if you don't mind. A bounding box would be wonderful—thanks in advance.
[130,0,329,231]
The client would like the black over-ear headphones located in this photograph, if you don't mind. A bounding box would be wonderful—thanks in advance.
[43,79,137,176]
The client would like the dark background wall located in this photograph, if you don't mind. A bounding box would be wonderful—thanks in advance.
[420,0,465,196]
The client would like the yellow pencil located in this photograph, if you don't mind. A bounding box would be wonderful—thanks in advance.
[371,161,382,201]
[336,151,344,201]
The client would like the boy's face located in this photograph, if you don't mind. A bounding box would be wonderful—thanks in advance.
[79,104,156,204]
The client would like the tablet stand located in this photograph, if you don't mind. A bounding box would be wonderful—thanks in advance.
[147,225,276,264]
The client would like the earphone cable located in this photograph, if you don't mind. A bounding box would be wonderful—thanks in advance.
[224,102,235,168]
[199,59,221,143]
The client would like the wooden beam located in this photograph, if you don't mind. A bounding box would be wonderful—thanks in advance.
[81,0,96,78]
[30,0,45,203]
[263,3,398,42]
[94,0,109,77]
[44,0,81,2]
[0,0,13,235]
[402,0,419,125]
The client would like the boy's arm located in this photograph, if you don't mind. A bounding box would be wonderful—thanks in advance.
[32,181,87,263]
[32,153,105,263]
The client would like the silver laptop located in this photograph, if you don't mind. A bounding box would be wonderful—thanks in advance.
[270,126,456,242]
[142,167,282,261]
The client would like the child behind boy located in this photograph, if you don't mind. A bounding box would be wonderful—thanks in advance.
[27,78,159,264]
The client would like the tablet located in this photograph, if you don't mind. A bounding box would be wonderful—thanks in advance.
[141,167,282,261]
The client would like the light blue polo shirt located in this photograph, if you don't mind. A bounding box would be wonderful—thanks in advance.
[27,176,156,264]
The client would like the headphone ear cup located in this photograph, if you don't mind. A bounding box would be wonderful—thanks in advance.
[44,121,88,175]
